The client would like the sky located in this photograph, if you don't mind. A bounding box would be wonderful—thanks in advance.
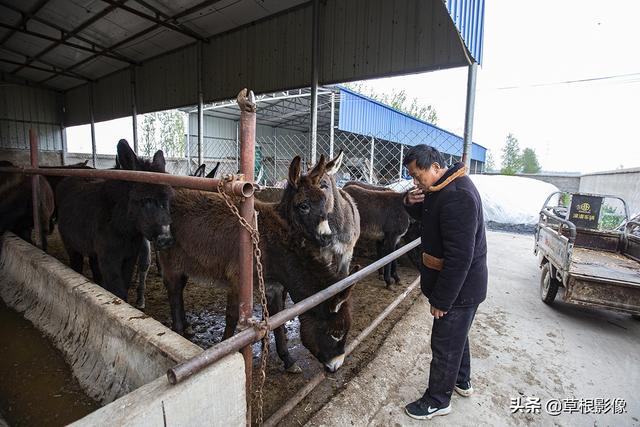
[67,0,640,174]
[358,0,640,173]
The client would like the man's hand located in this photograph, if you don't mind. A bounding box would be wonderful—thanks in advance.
[404,187,425,205]
[430,305,447,319]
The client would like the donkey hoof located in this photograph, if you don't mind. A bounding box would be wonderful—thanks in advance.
[184,325,195,337]
[135,300,145,310]
[286,362,302,374]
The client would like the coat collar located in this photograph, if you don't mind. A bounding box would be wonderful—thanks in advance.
[428,162,466,192]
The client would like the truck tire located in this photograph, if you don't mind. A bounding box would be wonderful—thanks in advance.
[540,263,559,304]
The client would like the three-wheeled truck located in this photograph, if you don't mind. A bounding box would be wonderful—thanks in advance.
[534,192,640,315]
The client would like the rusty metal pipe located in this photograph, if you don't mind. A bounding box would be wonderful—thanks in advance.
[29,129,42,249]
[0,167,254,197]
[238,91,257,426]
[166,238,421,385]
[263,277,420,427]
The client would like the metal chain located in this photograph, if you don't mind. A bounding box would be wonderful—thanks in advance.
[217,176,270,426]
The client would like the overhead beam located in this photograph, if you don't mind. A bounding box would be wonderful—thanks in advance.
[10,2,122,75]
[0,0,50,47]
[1,45,93,82]
[100,0,208,43]
[129,0,209,42]
[38,0,223,85]
[0,0,138,66]
[0,57,90,82]
[0,22,133,64]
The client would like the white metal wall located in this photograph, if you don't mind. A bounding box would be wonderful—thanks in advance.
[0,83,63,151]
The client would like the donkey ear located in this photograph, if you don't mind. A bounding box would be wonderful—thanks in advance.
[206,162,220,178]
[152,150,166,172]
[116,139,137,170]
[309,154,326,182]
[288,156,302,188]
[194,164,206,177]
[325,150,344,176]
[329,287,352,313]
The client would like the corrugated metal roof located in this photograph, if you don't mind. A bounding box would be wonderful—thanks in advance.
[337,87,486,162]
[446,0,485,64]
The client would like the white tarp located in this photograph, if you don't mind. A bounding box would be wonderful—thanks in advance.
[386,175,560,225]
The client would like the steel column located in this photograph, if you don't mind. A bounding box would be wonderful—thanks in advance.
[197,41,204,166]
[329,91,335,159]
[89,82,97,167]
[186,113,192,174]
[130,67,139,154]
[462,62,478,170]
[369,136,375,183]
[398,144,404,179]
[29,129,42,249]
[309,0,319,165]
[238,95,256,426]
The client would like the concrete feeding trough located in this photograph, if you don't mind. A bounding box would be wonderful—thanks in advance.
[0,233,246,426]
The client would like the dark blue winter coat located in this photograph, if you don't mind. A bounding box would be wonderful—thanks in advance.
[404,163,488,311]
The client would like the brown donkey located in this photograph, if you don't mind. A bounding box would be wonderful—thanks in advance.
[0,160,55,251]
[343,181,410,287]
[160,156,353,373]
[314,152,361,276]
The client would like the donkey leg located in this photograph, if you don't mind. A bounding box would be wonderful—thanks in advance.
[89,256,103,284]
[121,255,137,304]
[223,286,239,340]
[163,272,189,335]
[67,249,84,275]
[266,283,300,373]
[391,238,401,285]
[136,241,151,309]
[376,240,384,277]
[382,237,395,288]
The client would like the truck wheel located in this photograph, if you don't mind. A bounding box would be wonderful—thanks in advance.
[540,263,559,304]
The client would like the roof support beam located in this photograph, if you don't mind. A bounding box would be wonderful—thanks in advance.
[129,0,209,42]
[0,0,138,66]
[0,57,90,82]
[0,0,50,47]
[9,2,123,75]
[100,0,208,43]
[38,0,223,86]
[0,45,93,82]
[0,22,133,64]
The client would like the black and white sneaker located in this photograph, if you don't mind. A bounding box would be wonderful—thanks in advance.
[454,380,474,397]
[404,398,451,420]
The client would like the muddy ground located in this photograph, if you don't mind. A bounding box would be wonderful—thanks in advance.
[45,230,420,425]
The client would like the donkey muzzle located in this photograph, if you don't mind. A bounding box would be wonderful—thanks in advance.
[324,353,345,373]
[155,225,174,249]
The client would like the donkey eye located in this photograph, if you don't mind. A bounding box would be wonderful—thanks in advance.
[298,202,310,213]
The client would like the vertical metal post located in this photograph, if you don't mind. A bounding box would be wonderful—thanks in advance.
[462,62,478,170]
[329,91,335,159]
[197,41,204,166]
[89,82,97,168]
[235,121,240,172]
[398,144,404,180]
[130,67,139,154]
[29,129,42,249]
[238,98,256,426]
[60,123,67,166]
[309,0,319,165]
[273,127,278,184]
[369,136,375,183]
[186,113,192,174]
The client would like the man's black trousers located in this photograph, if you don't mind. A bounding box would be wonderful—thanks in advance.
[423,303,479,407]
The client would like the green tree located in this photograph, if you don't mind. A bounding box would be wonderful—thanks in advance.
[500,133,522,175]
[344,83,438,124]
[485,150,496,172]
[138,111,186,158]
[140,113,157,156]
[521,147,541,173]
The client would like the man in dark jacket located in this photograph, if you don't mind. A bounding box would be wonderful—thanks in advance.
[402,144,487,420]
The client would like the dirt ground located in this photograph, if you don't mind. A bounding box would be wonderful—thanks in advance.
[45,230,420,425]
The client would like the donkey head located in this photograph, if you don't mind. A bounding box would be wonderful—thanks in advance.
[116,139,174,249]
[299,287,352,372]
[281,155,332,247]
[316,150,344,212]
